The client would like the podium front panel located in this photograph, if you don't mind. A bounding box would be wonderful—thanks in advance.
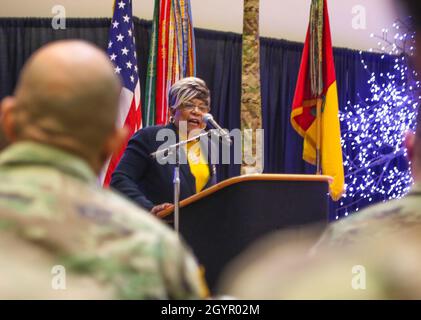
[177,179,329,292]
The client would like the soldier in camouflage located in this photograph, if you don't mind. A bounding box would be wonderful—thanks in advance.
[221,225,421,299]
[0,40,208,299]
[315,186,421,248]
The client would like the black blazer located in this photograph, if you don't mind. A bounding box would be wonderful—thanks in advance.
[110,123,218,211]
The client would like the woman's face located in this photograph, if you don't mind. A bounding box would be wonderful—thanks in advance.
[172,98,210,136]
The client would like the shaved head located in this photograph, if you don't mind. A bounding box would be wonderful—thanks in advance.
[3,40,123,171]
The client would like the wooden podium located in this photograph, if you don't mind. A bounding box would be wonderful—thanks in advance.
[159,174,332,292]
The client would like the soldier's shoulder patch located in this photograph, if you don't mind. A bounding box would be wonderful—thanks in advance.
[75,204,113,225]
[370,206,403,219]
[75,203,134,236]
[0,192,32,205]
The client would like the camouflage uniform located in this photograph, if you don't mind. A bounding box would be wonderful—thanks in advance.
[0,141,207,299]
[317,183,421,248]
[0,215,114,299]
[221,226,421,299]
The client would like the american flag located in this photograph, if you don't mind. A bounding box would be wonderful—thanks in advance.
[101,0,142,186]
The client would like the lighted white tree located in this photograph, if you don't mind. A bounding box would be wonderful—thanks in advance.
[336,18,420,219]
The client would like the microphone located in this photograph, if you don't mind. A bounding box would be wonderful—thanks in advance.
[203,113,232,145]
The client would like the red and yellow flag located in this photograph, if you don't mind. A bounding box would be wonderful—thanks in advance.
[290,0,344,201]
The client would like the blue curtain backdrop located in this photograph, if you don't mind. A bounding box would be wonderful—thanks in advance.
[0,18,395,220]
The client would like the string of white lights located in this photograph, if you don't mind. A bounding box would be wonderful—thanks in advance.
[336,18,420,220]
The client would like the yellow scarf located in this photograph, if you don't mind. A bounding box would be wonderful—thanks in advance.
[186,140,210,193]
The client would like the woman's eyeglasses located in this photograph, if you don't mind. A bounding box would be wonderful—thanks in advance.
[181,102,210,113]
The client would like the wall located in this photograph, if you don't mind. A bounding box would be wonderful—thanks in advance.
[0,0,403,51]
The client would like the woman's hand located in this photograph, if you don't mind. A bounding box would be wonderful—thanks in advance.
[151,203,173,216]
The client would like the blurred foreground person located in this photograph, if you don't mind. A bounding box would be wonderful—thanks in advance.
[219,225,421,299]
[0,40,207,299]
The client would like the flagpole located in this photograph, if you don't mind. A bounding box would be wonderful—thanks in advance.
[316,97,322,175]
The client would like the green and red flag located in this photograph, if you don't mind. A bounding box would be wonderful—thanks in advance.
[144,0,196,126]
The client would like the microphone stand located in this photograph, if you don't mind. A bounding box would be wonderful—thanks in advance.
[150,130,213,234]
[173,150,180,235]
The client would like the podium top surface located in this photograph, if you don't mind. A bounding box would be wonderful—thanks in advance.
[157,174,332,218]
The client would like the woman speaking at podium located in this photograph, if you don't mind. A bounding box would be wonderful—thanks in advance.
[110,77,218,216]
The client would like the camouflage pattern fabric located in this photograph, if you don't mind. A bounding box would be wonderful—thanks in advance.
[0,141,207,299]
[241,0,263,174]
[221,225,421,299]
[0,216,115,299]
[316,183,421,248]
